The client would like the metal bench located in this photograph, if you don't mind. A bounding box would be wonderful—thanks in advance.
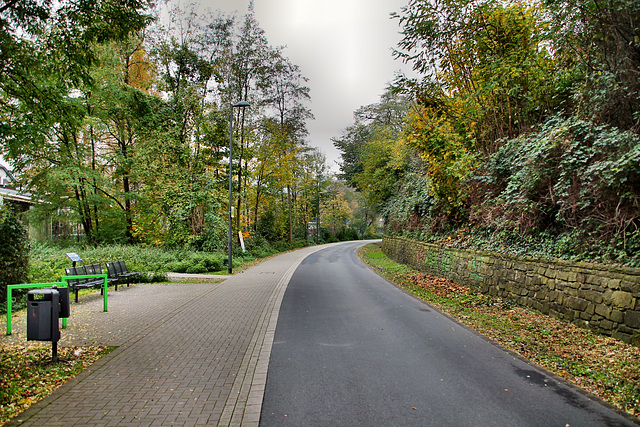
[106,260,140,288]
[64,264,110,302]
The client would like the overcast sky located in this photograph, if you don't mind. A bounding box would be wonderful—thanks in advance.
[198,0,414,172]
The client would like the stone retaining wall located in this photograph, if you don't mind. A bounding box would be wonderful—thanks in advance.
[382,236,640,345]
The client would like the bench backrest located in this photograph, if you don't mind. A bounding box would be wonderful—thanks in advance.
[118,260,128,274]
[106,262,118,278]
[114,261,124,276]
[65,266,87,285]
[93,263,103,275]
[65,267,80,285]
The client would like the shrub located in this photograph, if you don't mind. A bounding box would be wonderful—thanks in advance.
[186,263,207,274]
[476,116,640,262]
[337,227,359,241]
[0,208,30,306]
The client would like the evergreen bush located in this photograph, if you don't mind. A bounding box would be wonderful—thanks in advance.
[0,207,30,305]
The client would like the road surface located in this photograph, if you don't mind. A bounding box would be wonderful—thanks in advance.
[260,241,636,426]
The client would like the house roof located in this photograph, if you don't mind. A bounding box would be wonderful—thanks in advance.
[0,165,32,204]
[0,187,32,204]
[0,164,16,183]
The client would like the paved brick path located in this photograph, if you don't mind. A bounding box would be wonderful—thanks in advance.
[2,245,331,426]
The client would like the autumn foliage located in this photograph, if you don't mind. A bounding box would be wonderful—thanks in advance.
[336,0,640,265]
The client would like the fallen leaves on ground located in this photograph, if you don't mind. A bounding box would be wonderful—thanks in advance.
[360,244,640,420]
[0,343,113,425]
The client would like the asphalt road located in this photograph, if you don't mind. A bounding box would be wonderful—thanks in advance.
[260,241,637,426]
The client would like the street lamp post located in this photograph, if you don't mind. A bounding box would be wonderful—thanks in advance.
[228,100,250,274]
[316,175,320,245]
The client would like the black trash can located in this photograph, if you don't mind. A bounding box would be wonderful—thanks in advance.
[57,286,70,319]
[27,289,60,342]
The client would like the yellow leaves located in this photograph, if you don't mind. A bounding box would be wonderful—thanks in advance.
[128,47,154,92]
[131,216,166,247]
[321,191,352,234]
[389,137,410,170]
[17,397,33,406]
[239,215,254,234]
[1,344,113,424]
[406,104,477,211]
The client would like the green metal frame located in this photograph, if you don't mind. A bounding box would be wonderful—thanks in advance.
[6,274,108,335]
[61,274,108,313]
[6,282,66,335]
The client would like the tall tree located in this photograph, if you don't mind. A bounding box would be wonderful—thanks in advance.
[394,0,554,151]
[334,89,410,200]
[0,0,152,241]
[258,53,312,245]
[224,7,270,234]
[544,0,640,131]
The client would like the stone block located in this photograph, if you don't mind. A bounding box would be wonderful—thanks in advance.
[513,262,527,272]
[595,304,611,319]
[606,278,621,290]
[618,325,636,335]
[612,330,632,344]
[611,291,635,309]
[585,303,595,316]
[545,268,557,279]
[539,302,550,314]
[553,305,574,321]
[611,310,624,324]
[586,274,603,286]
[621,280,639,293]
[566,280,580,289]
[624,311,640,329]
[566,297,588,311]
[578,289,597,302]
[599,319,614,331]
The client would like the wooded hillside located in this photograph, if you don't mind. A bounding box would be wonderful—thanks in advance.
[335,0,640,265]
